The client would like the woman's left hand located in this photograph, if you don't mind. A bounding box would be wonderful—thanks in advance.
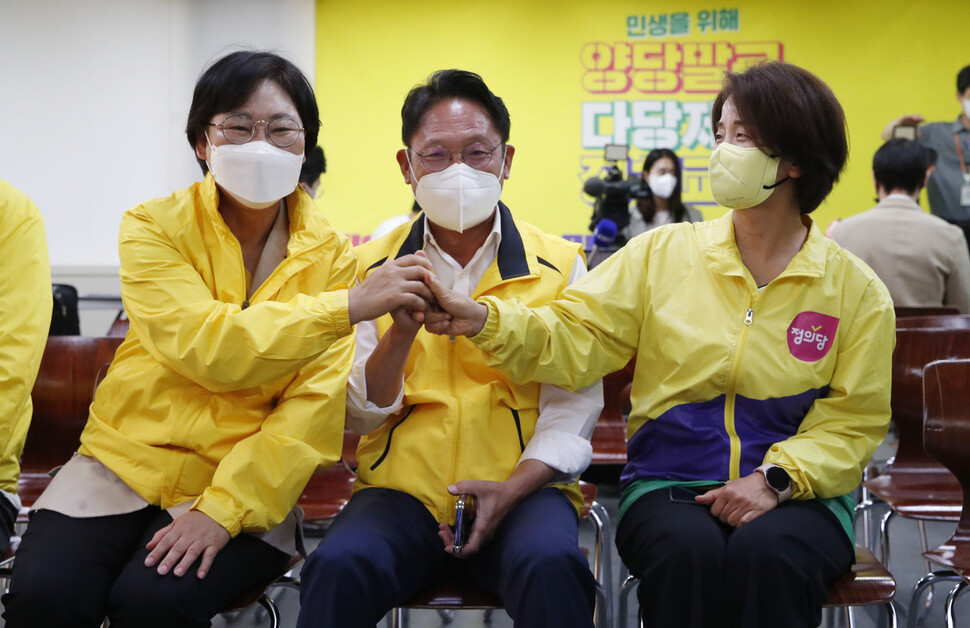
[144,510,231,579]
[695,473,779,527]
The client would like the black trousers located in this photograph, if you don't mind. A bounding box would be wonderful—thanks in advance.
[0,496,17,556]
[615,489,854,628]
[2,507,290,628]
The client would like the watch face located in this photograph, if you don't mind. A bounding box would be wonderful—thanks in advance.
[765,466,791,492]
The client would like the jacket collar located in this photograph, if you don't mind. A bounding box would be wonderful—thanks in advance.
[875,195,922,212]
[392,202,534,281]
[950,116,970,135]
[702,210,828,280]
[200,173,331,255]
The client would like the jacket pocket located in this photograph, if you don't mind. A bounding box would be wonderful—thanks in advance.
[369,405,415,471]
[510,408,525,453]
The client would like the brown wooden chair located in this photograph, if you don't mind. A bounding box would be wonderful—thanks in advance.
[18,336,124,519]
[106,311,129,337]
[907,359,970,628]
[388,481,613,627]
[618,544,897,627]
[894,306,960,319]
[895,314,970,330]
[860,329,970,569]
[589,358,635,468]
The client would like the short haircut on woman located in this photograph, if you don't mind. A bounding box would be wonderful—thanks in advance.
[185,50,320,174]
[711,62,848,214]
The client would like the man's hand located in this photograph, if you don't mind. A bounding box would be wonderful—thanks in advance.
[880,114,926,140]
[144,510,230,579]
[437,480,520,558]
[348,252,436,325]
[438,460,556,557]
[421,272,488,337]
[694,473,779,527]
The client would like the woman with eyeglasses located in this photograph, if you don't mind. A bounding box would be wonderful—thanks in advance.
[421,62,895,628]
[2,50,433,628]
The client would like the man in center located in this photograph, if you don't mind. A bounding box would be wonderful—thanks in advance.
[297,70,602,628]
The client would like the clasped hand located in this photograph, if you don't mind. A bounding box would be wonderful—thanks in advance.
[349,251,488,337]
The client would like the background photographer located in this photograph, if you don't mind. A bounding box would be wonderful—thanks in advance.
[623,148,702,241]
[585,145,701,250]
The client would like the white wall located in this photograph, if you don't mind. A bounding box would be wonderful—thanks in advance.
[0,0,315,333]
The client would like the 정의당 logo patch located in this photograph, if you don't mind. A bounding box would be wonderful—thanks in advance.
[787,312,839,362]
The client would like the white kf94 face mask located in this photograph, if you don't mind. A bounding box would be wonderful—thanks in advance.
[647,173,678,199]
[207,138,303,209]
[407,150,505,233]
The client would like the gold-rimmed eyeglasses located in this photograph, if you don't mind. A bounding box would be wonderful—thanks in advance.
[209,115,305,148]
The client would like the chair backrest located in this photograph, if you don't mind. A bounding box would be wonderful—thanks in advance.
[895,306,960,318]
[49,284,80,336]
[923,359,970,538]
[895,315,970,330]
[891,329,970,470]
[23,336,124,473]
[601,358,636,424]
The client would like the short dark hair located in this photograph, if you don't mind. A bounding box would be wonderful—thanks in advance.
[300,145,326,184]
[711,62,847,214]
[958,65,970,94]
[400,70,510,147]
[185,50,320,174]
[873,139,929,195]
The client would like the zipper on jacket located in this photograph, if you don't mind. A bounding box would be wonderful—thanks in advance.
[510,409,525,452]
[724,300,756,480]
[369,405,414,471]
[448,339,462,488]
[242,300,250,310]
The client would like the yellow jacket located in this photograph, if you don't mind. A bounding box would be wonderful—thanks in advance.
[353,208,586,523]
[472,213,894,504]
[79,175,355,536]
[0,180,51,494]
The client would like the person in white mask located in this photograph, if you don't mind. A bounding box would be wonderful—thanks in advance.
[298,69,603,628]
[419,62,895,628]
[3,50,435,628]
[881,64,970,250]
[622,147,703,240]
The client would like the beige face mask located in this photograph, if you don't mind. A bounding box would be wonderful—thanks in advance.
[708,142,788,209]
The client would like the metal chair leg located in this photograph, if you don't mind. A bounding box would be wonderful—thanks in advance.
[257,593,281,628]
[907,570,963,628]
[588,500,614,628]
[888,599,899,628]
[879,508,896,568]
[619,573,638,628]
[945,580,969,628]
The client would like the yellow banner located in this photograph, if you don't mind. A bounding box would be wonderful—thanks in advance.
[315,0,966,246]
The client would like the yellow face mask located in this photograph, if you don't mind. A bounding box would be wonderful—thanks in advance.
[708,142,787,209]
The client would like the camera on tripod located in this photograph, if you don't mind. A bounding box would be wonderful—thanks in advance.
[583,144,650,237]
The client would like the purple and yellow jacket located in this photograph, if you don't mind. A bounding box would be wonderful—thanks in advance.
[470,212,895,538]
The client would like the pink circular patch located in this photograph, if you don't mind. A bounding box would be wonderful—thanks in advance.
[787,311,840,362]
